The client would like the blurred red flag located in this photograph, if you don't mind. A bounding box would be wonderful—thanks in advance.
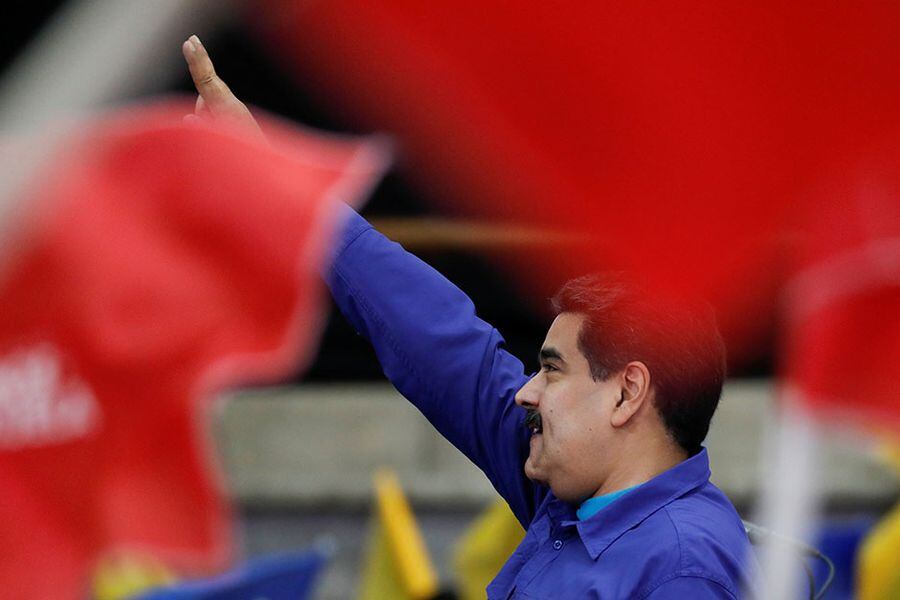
[0,102,387,599]
[782,140,900,433]
[255,1,900,427]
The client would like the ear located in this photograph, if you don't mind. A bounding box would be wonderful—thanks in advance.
[610,361,651,428]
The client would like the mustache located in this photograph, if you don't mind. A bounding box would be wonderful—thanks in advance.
[524,409,542,432]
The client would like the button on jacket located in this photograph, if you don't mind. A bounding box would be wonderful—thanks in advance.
[327,207,754,599]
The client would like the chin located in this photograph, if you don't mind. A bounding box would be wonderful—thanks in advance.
[549,486,588,504]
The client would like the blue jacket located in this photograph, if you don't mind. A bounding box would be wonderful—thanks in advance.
[327,207,754,599]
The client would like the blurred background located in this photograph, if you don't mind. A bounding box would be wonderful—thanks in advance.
[1,1,898,599]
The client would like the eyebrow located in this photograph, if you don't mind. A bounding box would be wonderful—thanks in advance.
[539,347,565,364]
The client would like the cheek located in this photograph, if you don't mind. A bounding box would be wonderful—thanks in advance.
[547,400,606,452]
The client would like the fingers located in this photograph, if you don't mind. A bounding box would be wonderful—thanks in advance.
[181,35,236,116]
[182,96,208,128]
[195,95,210,117]
[181,34,267,143]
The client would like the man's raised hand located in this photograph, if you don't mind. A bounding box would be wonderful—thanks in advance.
[181,35,265,141]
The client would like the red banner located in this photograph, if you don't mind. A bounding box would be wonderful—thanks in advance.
[256,1,900,425]
[0,102,387,598]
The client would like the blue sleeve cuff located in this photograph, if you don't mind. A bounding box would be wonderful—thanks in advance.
[322,203,374,278]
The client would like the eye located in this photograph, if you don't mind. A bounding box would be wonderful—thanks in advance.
[541,363,558,373]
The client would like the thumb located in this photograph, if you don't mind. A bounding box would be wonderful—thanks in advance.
[195,95,212,117]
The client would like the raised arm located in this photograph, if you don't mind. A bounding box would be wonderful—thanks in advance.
[181,36,543,525]
[327,206,542,525]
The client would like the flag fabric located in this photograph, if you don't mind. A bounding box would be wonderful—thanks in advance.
[92,555,176,600]
[453,498,524,600]
[781,138,900,433]
[358,469,439,600]
[858,510,900,600]
[255,1,900,399]
[137,548,329,600]
[857,446,900,600]
[0,101,388,599]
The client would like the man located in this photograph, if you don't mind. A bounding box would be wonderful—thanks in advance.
[182,36,754,598]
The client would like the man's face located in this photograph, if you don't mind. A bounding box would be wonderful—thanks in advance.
[515,312,622,502]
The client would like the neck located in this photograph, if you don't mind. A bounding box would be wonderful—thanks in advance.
[592,437,687,498]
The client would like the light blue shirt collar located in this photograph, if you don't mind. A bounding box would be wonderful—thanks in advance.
[577,484,640,521]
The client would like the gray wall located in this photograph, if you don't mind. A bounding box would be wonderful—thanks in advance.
[214,380,898,511]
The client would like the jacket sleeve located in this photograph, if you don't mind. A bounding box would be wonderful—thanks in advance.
[326,205,542,526]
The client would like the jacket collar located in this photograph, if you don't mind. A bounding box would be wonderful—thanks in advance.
[552,448,712,560]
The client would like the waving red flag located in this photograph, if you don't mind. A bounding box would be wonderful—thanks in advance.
[0,101,388,599]
[783,140,900,433]
[256,1,900,423]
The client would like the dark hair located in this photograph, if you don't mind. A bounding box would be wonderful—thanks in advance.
[551,274,726,455]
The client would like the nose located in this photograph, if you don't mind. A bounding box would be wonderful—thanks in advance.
[514,372,542,408]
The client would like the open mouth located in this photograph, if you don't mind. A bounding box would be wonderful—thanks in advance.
[524,409,543,435]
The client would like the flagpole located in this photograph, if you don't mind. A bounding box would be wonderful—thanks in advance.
[753,390,821,598]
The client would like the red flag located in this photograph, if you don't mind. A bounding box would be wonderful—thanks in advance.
[255,1,900,423]
[0,101,388,598]
[782,141,900,433]
[255,1,900,364]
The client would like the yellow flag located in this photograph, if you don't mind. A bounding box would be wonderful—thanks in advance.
[453,498,525,600]
[91,553,175,600]
[857,443,900,600]
[358,469,439,600]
